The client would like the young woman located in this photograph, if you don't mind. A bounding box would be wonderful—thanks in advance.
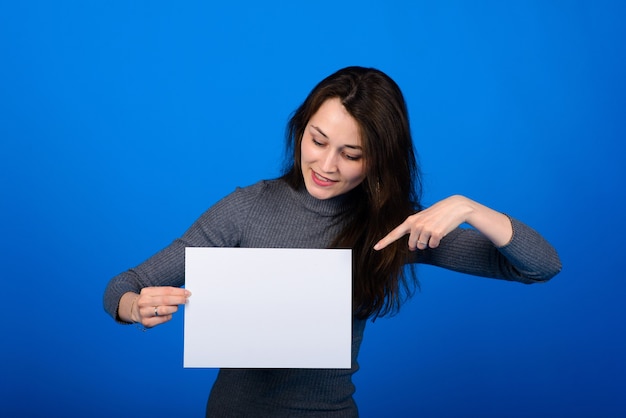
[104,66,561,417]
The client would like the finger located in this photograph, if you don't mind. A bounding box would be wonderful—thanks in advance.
[139,287,191,307]
[407,225,425,251]
[141,286,191,297]
[415,237,429,250]
[373,222,411,251]
[137,299,185,322]
[153,304,179,317]
[137,304,177,327]
[147,294,189,307]
[140,314,173,328]
[137,304,158,321]
[428,234,442,248]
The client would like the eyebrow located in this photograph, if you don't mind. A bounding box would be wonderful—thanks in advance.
[310,125,363,150]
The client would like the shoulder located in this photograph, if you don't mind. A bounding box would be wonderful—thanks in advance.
[184,179,292,242]
[214,178,291,211]
[229,178,289,200]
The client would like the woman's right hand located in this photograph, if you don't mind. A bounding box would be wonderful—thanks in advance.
[119,287,191,328]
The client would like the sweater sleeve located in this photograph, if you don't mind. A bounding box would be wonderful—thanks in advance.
[102,182,266,322]
[417,217,562,283]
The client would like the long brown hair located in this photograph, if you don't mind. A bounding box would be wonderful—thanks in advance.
[282,66,422,319]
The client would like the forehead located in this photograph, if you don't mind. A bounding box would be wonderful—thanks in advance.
[308,98,361,146]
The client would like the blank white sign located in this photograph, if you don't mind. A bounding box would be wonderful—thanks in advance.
[184,247,352,369]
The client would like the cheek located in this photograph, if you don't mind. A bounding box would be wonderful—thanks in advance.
[300,139,313,162]
[347,164,366,185]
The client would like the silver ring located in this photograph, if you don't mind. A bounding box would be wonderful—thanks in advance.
[417,241,428,246]
[154,306,159,317]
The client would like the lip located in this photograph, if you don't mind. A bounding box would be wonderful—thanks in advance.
[311,170,338,187]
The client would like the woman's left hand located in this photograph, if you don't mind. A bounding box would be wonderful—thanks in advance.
[373,195,513,251]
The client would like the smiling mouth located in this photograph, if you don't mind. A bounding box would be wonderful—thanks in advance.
[312,170,338,185]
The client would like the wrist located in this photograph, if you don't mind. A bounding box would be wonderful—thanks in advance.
[450,195,476,225]
[461,197,513,247]
[118,292,140,323]
[129,295,140,323]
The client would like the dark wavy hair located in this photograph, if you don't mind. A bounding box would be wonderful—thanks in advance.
[282,66,422,320]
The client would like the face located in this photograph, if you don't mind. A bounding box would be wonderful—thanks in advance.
[300,98,366,200]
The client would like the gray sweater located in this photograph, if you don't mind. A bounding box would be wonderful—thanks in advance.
[103,179,561,417]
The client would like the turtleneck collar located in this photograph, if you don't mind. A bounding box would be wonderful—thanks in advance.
[288,182,359,218]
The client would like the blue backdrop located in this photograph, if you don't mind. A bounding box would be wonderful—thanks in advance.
[2,1,624,417]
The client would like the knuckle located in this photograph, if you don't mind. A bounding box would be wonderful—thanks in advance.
[141,287,156,295]
[163,287,177,295]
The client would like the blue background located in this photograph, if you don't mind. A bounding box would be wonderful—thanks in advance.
[1,1,624,417]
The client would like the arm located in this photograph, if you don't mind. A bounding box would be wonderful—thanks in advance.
[103,182,264,325]
[374,195,561,282]
[374,195,513,251]
[103,240,192,324]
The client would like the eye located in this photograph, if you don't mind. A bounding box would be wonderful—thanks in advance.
[343,152,362,161]
[312,137,325,147]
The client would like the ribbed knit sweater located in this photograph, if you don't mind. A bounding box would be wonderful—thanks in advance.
[103,179,561,417]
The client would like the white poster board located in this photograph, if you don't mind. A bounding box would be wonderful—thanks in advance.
[184,247,352,369]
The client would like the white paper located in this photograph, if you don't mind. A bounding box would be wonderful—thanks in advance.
[184,247,352,369]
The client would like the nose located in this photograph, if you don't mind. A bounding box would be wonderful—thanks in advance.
[320,149,338,173]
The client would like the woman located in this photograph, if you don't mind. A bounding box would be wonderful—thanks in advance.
[104,66,561,417]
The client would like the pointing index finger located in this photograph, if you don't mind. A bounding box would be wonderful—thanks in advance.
[373,223,409,251]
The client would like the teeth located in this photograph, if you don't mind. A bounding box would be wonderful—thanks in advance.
[313,171,334,181]
[315,172,333,182]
